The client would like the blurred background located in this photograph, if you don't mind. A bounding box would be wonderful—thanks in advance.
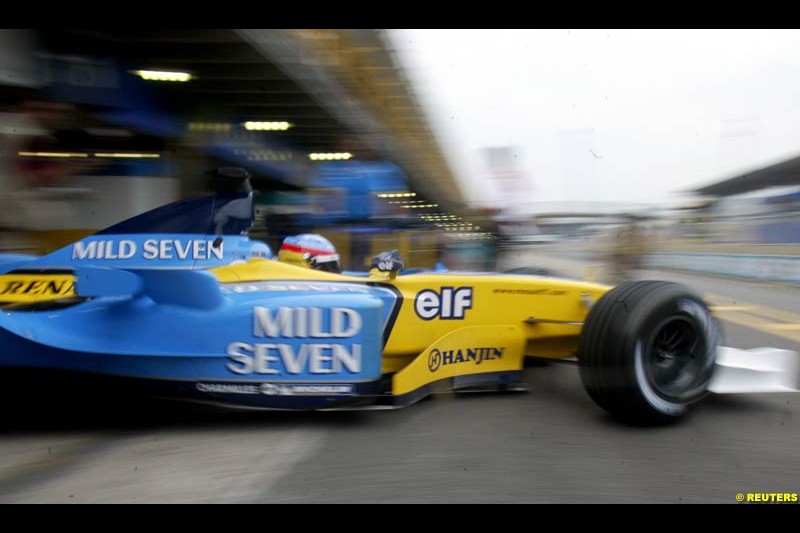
[2,28,800,505]
[1,29,799,283]
[0,29,493,271]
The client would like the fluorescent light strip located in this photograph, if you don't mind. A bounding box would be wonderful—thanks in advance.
[18,151,88,158]
[20,151,161,159]
[400,203,438,209]
[244,121,291,131]
[93,153,160,158]
[188,122,232,132]
[134,70,192,82]
[377,192,416,198]
[308,152,353,161]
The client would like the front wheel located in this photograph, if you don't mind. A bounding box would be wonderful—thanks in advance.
[578,281,718,424]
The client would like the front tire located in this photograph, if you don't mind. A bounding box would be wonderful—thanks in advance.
[578,281,718,424]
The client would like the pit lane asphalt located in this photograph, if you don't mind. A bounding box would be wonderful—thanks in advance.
[0,266,797,503]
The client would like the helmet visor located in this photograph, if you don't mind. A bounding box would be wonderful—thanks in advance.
[311,253,341,273]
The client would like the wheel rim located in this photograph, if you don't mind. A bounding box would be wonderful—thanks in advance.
[645,316,708,400]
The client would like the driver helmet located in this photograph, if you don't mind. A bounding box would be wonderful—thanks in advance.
[278,234,341,273]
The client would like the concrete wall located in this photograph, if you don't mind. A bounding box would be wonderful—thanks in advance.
[647,253,800,284]
[68,175,180,230]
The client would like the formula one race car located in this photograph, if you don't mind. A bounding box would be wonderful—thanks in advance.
[0,169,790,424]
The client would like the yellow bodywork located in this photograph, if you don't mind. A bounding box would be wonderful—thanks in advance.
[0,274,75,303]
[211,258,611,399]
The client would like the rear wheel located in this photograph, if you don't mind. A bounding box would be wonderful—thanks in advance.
[578,281,718,424]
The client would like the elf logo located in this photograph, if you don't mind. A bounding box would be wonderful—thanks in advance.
[414,287,473,320]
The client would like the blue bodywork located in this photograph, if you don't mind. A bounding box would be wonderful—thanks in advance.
[0,188,399,409]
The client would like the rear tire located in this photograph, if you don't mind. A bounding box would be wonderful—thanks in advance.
[578,281,718,424]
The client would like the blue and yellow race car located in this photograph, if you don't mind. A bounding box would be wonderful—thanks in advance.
[0,169,725,424]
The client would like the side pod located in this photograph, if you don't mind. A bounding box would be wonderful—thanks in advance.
[76,266,223,310]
